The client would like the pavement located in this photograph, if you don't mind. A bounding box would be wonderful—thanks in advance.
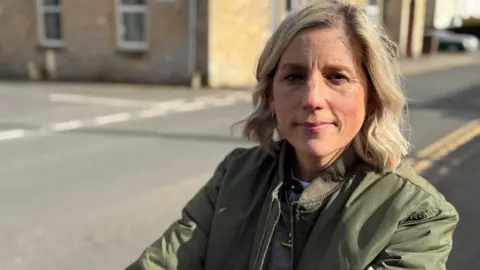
[0,53,479,270]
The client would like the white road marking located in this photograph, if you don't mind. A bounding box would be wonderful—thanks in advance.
[195,95,248,107]
[0,129,25,141]
[137,107,168,118]
[50,120,83,132]
[0,91,253,142]
[94,112,132,125]
[171,100,207,112]
[49,93,168,108]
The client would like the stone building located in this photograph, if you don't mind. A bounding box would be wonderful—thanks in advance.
[0,0,427,88]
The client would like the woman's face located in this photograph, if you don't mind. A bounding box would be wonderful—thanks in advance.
[271,26,369,162]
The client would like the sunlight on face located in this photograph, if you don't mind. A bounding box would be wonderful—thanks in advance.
[271,26,368,161]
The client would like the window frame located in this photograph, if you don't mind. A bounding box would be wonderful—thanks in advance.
[36,0,64,47]
[115,0,148,51]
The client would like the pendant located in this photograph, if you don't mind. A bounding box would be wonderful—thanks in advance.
[280,233,292,248]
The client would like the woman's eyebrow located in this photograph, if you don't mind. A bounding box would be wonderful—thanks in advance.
[280,62,357,74]
[279,62,307,72]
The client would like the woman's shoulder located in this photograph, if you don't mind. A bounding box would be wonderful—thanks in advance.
[222,144,277,171]
[384,163,447,204]
[355,161,457,220]
[211,145,279,196]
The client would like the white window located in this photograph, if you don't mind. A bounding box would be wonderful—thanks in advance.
[116,0,148,51]
[37,0,63,47]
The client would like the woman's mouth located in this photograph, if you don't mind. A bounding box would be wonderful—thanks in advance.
[301,122,336,132]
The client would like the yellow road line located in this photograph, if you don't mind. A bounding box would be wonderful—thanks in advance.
[416,119,479,159]
[414,159,432,172]
[413,121,480,172]
[429,127,479,161]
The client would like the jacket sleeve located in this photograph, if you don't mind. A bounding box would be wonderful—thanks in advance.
[370,196,459,270]
[125,150,236,270]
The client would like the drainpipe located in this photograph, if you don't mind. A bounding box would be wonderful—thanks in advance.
[271,0,278,32]
[188,0,200,89]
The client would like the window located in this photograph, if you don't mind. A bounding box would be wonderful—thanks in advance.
[37,0,63,47]
[116,0,148,51]
[285,0,301,13]
[286,0,293,12]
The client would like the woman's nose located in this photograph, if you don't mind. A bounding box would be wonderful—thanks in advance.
[302,75,327,111]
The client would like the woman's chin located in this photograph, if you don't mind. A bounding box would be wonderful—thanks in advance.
[297,139,338,157]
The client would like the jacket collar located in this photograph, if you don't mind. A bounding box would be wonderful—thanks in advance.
[276,140,359,212]
[277,140,357,182]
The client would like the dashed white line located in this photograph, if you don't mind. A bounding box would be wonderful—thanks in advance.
[50,120,83,132]
[155,100,186,112]
[0,92,253,142]
[195,95,242,107]
[94,112,132,125]
[137,107,168,118]
[170,100,207,112]
[49,93,166,108]
[0,129,25,141]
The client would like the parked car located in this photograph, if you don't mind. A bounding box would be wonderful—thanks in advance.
[424,28,479,53]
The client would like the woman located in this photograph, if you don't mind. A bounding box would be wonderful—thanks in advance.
[127,1,459,269]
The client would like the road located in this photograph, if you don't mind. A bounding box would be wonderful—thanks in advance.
[0,58,479,270]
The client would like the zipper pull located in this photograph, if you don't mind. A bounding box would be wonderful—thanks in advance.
[280,233,293,248]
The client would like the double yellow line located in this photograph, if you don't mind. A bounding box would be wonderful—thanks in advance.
[409,119,480,172]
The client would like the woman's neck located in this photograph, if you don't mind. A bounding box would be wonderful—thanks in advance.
[293,147,347,181]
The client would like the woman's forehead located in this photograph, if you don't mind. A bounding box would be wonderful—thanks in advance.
[278,27,363,70]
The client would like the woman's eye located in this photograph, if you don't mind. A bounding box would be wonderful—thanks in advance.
[284,73,304,82]
[327,73,349,84]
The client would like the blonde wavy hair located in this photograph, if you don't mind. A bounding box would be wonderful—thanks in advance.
[237,0,410,169]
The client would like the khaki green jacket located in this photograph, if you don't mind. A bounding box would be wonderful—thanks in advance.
[126,141,459,270]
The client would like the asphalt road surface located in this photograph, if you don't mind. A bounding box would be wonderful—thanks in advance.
[0,58,479,270]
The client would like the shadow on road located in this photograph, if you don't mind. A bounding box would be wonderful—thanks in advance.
[0,121,41,130]
[73,127,251,144]
[408,83,480,121]
[421,137,480,270]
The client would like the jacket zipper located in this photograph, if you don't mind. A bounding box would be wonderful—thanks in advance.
[255,184,282,270]
[290,201,298,270]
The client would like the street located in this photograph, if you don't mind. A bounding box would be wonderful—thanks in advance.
[0,58,479,270]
